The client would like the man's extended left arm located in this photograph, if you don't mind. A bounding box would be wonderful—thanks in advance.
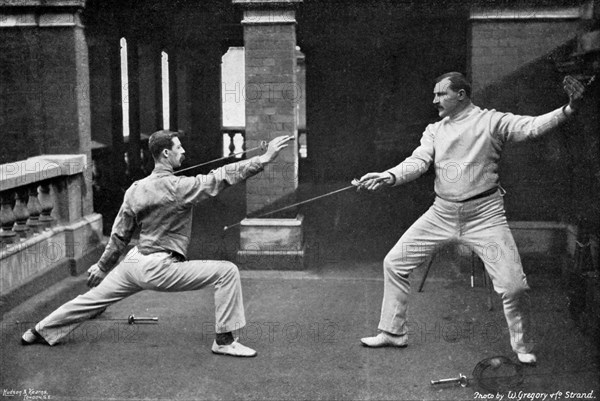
[495,76,585,143]
[563,75,586,113]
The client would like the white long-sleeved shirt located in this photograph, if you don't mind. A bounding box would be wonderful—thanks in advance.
[386,103,570,202]
[97,157,265,272]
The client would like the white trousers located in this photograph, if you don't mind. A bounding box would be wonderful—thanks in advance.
[36,247,246,345]
[378,191,534,354]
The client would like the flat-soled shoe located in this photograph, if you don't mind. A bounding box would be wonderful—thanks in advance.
[360,332,408,348]
[517,352,537,365]
[211,339,257,357]
[21,329,49,346]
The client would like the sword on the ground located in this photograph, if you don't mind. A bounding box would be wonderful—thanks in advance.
[90,313,158,324]
[431,373,468,387]
[430,356,524,392]
[127,314,158,324]
[14,314,159,326]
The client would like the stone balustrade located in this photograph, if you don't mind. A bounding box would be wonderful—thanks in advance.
[0,154,104,315]
[222,129,246,159]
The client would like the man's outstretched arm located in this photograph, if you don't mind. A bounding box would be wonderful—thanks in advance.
[496,75,586,143]
[359,125,435,191]
[180,135,293,204]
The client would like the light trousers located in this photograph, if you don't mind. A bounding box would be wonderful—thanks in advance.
[379,191,534,354]
[36,247,246,345]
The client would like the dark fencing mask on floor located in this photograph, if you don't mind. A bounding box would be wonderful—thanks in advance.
[431,355,524,393]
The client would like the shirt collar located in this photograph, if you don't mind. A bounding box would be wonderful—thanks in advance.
[448,102,475,122]
[152,163,174,176]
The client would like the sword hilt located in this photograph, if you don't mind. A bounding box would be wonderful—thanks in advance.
[128,314,159,324]
[431,373,468,387]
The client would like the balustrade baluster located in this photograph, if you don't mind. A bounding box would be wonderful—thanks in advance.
[38,181,55,229]
[228,132,235,157]
[13,189,30,239]
[222,130,246,158]
[233,132,244,158]
[0,191,17,246]
[223,133,232,158]
[26,184,43,233]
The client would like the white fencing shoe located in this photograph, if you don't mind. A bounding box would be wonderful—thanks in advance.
[21,328,49,346]
[517,352,537,365]
[212,338,257,357]
[360,332,408,348]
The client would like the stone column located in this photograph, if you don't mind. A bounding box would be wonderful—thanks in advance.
[235,0,301,213]
[0,2,105,311]
[233,0,304,269]
[0,1,95,214]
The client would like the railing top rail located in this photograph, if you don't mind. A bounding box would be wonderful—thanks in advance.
[0,154,87,191]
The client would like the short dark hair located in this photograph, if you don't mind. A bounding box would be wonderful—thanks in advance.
[435,72,472,98]
[148,130,178,160]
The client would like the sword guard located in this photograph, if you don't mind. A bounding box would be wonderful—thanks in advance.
[351,178,365,191]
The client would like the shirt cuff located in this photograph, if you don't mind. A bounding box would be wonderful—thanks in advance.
[250,155,266,170]
[386,171,397,186]
[241,156,266,179]
[562,104,577,117]
[97,261,110,273]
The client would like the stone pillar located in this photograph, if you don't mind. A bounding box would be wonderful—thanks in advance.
[0,1,94,215]
[0,2,106,312]
[236,0,301,213]
[234,0,304,269]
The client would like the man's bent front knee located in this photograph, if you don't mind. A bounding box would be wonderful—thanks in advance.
[219,261,240,280]
[383,252,411,278]
[498,278,530,300]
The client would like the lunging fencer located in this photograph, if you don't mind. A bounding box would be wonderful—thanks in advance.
[358,72,586,364]
[22,130,293,357]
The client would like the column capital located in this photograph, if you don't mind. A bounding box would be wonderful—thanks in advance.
[0,0,85,7]
[234,0,302,25]
[469,5,580,21]
[241,9,296,24]
[0,0,86,28]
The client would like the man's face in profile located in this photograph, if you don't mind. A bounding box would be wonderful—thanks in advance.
[433,78,462,119]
